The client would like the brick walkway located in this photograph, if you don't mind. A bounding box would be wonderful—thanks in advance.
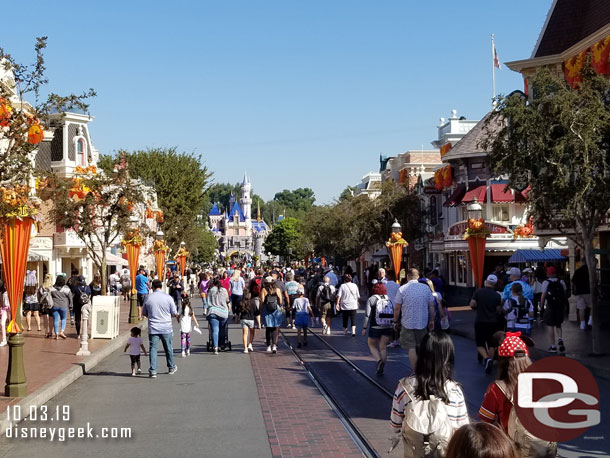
[249,335,363,458]
[0,298,134,412]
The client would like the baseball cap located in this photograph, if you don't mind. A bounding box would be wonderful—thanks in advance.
[486,274,498,284]
[508,267,521,277]
[264,276,274,284]
[546,266,557,276]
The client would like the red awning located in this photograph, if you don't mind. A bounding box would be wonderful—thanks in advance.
[462,185,487,203]
[491,183,513,202]
[443,184,466,207]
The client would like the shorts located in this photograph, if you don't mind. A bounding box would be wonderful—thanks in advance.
[121,286,130,295]
[137,293,147,308]
[295,312,309,328]
[129,355,141,365]
[399,327,428,351]
[543,306,564,328]
[575,294,591,310]
[368,326,393,339]
[320,302,332,319]
[475,321,502,348]
[241,319,255,329]
[23,302,40,312]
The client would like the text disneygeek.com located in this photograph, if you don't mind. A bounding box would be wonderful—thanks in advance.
[4,423,132,441]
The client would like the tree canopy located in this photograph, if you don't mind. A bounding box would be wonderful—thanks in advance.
[273,188,316,213]
[263,217,306,260]
[485,64,610,353]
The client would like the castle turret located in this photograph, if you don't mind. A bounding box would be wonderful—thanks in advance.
[241,172,252,228]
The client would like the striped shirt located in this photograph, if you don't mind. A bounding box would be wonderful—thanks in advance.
[479,382,512,433]
[390,376,469,431]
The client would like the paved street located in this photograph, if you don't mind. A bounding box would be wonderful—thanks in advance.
[1,306,608,457]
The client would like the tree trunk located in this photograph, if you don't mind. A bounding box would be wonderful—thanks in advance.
[579,224,601,354]
[100,255,108,297]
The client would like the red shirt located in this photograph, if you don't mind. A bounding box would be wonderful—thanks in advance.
[479,381,512,433]
[220,277,231,295]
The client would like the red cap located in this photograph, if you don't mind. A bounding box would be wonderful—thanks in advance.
[546,266,557,277]
[497,331,529,357]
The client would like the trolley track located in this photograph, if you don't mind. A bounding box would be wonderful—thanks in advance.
[279,327,398,458]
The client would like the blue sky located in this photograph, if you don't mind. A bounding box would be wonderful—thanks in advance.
[3,0,552,203]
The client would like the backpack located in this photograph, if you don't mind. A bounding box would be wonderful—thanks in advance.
[320,284,333,303]
[546,280,567,311]
[399,377,454,458]
[509,296,529,323]
[495,381,558,458]
[121,274,131,288]
[251,277,262,296]
[76,287,90,307]
[374,295,393,326]
[39,288,54,311]
[264,291,279,313]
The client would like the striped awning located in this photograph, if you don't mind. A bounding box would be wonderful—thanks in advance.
[463,185,487,203]
[508,249,567,263]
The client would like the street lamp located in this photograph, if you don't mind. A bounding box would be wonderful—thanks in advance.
[392,219,402,234]
[123,216,142,324]
[467,197,483,220]
[153,230,168,282]
[387,219,408,281]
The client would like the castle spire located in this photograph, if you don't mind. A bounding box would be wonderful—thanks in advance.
[257,199,261,222]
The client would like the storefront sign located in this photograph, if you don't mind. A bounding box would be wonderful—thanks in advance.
[448,221,510,236]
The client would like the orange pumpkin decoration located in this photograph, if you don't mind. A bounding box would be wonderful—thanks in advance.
[145,207,154,219]
[0,99,12,127]
[27,121,44,144]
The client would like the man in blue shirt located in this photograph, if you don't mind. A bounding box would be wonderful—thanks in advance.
[142,279,179,378]
[135,268,149,321]
[502,267,534,300]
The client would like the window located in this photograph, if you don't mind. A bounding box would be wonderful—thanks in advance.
[457,252,468,285]
[77,139,86,166]
[492,205,510,222]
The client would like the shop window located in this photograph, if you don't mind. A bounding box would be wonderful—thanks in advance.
[492,205,510,222]
[457,252,468,285]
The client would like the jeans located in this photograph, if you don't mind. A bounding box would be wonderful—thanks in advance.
[74,304,82,336]
[207,314,228,348]
[52,307,67,334]
[231,294,243,315]
[148,333,175,374]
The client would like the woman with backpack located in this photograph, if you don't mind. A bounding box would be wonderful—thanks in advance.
[260,276,283,354]
[206,277,230,355]
[479,332,557,458]
[390,331,469,457]
[50,275,72,339]
[503,282,534,335]
[336,274,360,336]
[38,274,55,338]
[362,282,393,375]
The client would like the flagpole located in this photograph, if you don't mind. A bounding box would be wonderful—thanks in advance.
[491,33,496,108]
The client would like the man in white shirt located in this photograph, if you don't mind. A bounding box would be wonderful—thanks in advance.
[108,271,120,296]
[393,268,435,370]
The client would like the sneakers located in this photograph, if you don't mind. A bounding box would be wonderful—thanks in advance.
[325,327,331,335]
[580,321,586,330]
[266,345,272,353]
[181,351,186,358]
[272,344,277,354]
[187,349,190,356]
[247,344,253,352]
[322,324,328,334]
[70,318,75,325]
[558,339,566,354]
[137,368,142,374]
[344,329,348,335]
[547,346,558,353]
[0,340,7,347]
[376,360,385,376]
[388,341,399,348]
[149,373,157,378]
[243,349,249,354]
[484,358,493,374]
[214,347,219,355]
[588,316,593,326]
[131,371,136,376]
[169,366,178,375]
[287,323,292,329]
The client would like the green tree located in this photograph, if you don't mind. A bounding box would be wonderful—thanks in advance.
[39,156,144,293]
[205,182,241,214]
[485,65,610,354]
[102,147,212,253]
[338,186,356,202]
[264,217,306,260]
[273,188,316,213]
[187,225,219,264]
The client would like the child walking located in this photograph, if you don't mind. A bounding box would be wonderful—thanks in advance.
[240,290,259,353]
[293,286,313,348]
[124,327,147,376]
[179,296,199,357]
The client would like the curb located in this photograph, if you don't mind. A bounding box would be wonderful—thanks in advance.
[0,322,144,435]
[450,326,610,381]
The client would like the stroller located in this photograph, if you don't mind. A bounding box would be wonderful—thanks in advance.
[206,318,232,351]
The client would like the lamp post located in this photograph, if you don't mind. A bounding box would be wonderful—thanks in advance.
[123,216,142,324]
[467,197,483,219]
[387,219,408,280]
[176,241,189,280]
[464,197,488,288]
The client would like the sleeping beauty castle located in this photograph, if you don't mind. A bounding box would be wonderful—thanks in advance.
[208,173,270,261]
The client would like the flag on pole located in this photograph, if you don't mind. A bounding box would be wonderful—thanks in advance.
[493,44,502,70]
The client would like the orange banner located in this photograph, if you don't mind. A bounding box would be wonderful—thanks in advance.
[126,243,140,295]
[389,244,404,280]
[154,249,166,281]
[177,255,186,277]
[0,218,34,333]
[467,236,486,288]
[591,35,610,75]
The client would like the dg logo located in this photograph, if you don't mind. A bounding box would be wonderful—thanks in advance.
[515,356,601,442]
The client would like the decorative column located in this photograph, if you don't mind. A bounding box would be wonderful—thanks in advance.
[2,204,37,397]
[76,301,91,356]
[152,231,169,282]
[176,241,189,280]
[122,220,143,324]
[386,219,408,280]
